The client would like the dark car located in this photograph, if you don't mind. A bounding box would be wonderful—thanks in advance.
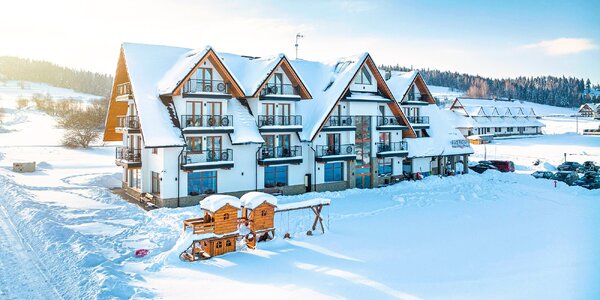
[469,163,498,174]
[557,161,582,172]
[574,172,600,189]
[490,160,515,172]
[551,171,579,186]
[576,161,599,173]
[532,171,554,179]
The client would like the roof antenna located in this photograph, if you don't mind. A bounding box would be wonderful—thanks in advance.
[295,33,304,60]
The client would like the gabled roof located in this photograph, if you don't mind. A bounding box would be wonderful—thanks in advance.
[118,43,189,147]
[219,53,312,99]
[158,47,245,97]
[386,71,436,105]
[291,53,413,141]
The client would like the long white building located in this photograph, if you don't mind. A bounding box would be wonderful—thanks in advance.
[104,43,473,207]
[446,98,545,137]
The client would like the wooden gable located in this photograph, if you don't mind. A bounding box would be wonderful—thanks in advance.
[311,54,417,140]
[252,56,312,99]
[103,48,131,142]
[248,201,276,231]
[211,203,240,235]
[171,48,245,98]
[399,73,436,105]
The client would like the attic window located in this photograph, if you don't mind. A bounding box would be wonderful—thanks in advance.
[354,67,372,85]
[223,213,230,220]
[261,209,267,217]
[334,61,350,73]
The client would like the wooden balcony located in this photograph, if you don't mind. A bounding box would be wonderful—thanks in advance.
[115,82,133,102]
[183,218,215,235]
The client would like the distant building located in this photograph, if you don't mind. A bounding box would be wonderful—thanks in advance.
[445,98,544,137]
[578,103,600,118]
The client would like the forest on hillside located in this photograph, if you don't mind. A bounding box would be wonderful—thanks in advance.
[381,64,599,108]
[0,56,113,97]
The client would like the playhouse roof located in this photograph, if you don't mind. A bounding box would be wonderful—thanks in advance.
[200,195,241,212]
[240,192,278,209]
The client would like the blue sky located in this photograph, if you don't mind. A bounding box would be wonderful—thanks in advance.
[1,0,599,82]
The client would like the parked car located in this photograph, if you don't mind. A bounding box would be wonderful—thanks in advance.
[557,161,582,172]
[469,163,498,174]
[576,161,599,173]
[551,171,579,186]
[531,171,554,179]
[574,172,600,189]
[489,160,515,172]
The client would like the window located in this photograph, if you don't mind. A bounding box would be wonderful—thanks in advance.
[152,148,158,155]
[151,171,160,195]
[279,134,291,149]
[378,158,393,176]
[324,162,343,182]
[495,127,501,133]
[507,127,514,132]
[226,240,232,247]
[261,210,267,217]
[216,241,222,248]
[264,166,288,187]
[186,137,202,153]
[354,67,372,85]
[223,213,229,220]
[128,169,140,189]
[188,171,217,195]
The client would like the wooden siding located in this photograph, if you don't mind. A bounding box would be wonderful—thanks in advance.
[103,48,130,142]
[212,204,240,235]
[249,202,276,231]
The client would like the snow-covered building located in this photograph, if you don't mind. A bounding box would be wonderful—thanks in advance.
[446,98,545,137]
[104,42,472,207]
[578,103,600,118]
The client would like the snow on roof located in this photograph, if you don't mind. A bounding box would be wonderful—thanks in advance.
[407,104,473,157]
[157,47,210,95]
[345,91,390,101]
[276,198,331,211]
[291,53,369,141]
[200,194,241,212]
[121,43,187,147]
[228,98,264,144]
[219,53,283,97]
[385,71,418,101]
[240,192,278,209]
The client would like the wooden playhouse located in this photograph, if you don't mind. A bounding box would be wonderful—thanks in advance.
[180,192,330,262]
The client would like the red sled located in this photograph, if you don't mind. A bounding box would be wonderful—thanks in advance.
[135,249,149,257]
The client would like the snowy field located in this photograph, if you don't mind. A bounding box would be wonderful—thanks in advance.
[0,86,599,299]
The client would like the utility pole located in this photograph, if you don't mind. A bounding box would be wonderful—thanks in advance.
[295,33,304,60]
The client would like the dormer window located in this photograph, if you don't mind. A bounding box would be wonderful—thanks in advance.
[354,67,372,85]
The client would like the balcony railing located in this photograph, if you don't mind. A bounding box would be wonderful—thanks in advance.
[116,115,140,129]
[257,115,302,127]
[375,141,408,153]
[324,115,355,127]
[406,116,429,124]
[115,147,141,162]
[315,144,355,157]
[260,83,299,96]
[181,149,233,165]
[258,146,302,160]
[116,82,132,97]
[376,116,405,127]
[181,115,233,128]
[183,79,230,94]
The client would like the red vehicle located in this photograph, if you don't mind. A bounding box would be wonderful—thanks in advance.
[489,160,515,172]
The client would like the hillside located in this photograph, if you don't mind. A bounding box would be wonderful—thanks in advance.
[0,56,113,98]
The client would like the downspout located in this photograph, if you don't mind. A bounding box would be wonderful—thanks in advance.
[177,147,184,207]
[309,143,317,192]
[255,147,260,191]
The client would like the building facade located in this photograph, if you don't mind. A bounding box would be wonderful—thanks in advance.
[578,103,600,118]
[104,43,472,207]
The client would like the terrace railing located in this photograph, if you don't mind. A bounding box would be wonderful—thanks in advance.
[315,144,355,158]
[115,147,141,162]
[181,149,233,165]
[259,83,299,96]
[406,116,429,124]
[183,79,230,94]
[375,141,408,153]
[181,115,233,128]
[258,146,302,160]
[324,115,355,127]
[376,116,405,127]
[257,115,302,127]
[116,115,140,129]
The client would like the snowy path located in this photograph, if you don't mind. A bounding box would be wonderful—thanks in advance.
[0,204,61,300]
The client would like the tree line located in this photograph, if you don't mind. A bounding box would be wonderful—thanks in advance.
[0,56,113,97]
[381,64,599,107]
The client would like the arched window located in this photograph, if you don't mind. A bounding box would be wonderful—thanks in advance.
[223,213,229,220]
[261,209,267,217]
[226,240,232,247]
[216,241,222,248]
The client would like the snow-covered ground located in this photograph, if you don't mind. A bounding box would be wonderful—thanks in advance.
[0,80,102,109]
[0,86,599,299]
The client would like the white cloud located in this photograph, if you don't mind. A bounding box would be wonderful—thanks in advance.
[522,38,598,55]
